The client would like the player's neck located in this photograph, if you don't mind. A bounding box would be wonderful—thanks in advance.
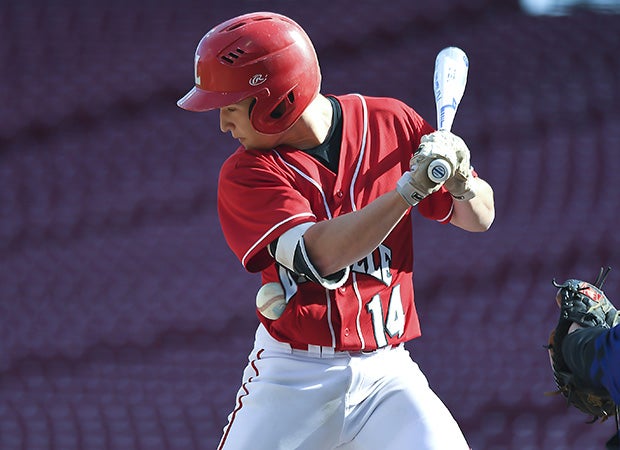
[282,94,333,150]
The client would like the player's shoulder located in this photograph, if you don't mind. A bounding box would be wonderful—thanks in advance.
[333,94,426,134]
[221,146,277,173]
[333,93,412,112]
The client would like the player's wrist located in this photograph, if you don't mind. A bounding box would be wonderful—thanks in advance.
[448,186,475,201]
[396,171,434,207]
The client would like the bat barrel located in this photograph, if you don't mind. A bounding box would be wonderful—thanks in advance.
[428,46,468,183]
[434,46,469,132]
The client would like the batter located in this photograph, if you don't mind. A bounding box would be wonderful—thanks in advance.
[177,11,495,450]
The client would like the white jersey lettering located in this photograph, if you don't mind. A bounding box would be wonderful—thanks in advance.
[351,243,393,286]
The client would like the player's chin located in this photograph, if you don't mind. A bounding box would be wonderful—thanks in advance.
[241,140,274,151]
[237,138,258,150]
[234,140,251,150]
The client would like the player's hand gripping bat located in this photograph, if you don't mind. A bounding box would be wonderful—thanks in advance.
[426,47,469,183]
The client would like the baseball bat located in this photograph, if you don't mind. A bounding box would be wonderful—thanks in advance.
[427,46,469,183]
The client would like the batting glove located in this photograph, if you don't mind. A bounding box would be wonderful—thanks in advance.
[397,145,447,207]
[396,170,442,207]
[420,130,476,201]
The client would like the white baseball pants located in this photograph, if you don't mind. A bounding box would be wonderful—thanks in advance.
[217,325,469,450]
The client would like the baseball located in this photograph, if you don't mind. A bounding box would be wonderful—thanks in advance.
[256,282,287,320]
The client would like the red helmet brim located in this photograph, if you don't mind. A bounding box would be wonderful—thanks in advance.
[177,86,253,112]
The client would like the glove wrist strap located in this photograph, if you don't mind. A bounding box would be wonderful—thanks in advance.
[451,188,476,201]
[396,172,425,207]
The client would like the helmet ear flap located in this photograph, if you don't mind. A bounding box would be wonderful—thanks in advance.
[269,92,295,119]
[251,86,315,134]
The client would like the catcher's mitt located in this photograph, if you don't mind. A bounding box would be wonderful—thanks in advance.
[547,266,620,422]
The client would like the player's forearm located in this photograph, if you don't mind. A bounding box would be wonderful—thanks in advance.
[449,177,495,232]
[303,190,410,277]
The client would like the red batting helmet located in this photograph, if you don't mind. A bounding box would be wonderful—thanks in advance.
[177,12,321,135]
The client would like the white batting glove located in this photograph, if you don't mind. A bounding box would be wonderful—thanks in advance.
[397,148,446,208]
[445,165,476,201]
[396,170,442,207]
[420,130,476,201]
[396,133,455,206]
[416,131,459,178]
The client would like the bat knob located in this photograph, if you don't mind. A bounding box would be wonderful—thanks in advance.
[427,159,451,183]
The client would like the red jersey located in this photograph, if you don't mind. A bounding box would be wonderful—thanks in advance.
[218,94,454,351]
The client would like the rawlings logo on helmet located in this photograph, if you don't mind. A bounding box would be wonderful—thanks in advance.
[249,74,268,86]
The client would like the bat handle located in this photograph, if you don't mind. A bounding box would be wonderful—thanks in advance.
[427,158,451,183]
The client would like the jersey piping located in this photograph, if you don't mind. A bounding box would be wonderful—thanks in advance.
[349,94,368,213]
[348,94,370,347]
[241,212,316,268]
[273,149,334,220]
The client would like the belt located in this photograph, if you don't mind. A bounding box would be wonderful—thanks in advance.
[289,342,399,358]
[256,324,401,358]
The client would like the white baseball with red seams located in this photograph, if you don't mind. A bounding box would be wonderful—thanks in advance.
[256,282,287,320]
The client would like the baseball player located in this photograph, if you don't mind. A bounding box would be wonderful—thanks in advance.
[177,11,495,450]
